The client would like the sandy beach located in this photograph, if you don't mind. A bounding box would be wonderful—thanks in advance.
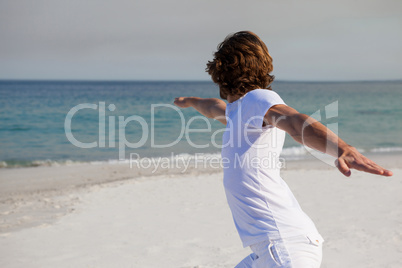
[0,153,401,268]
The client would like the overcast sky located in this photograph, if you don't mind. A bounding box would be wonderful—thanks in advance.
[0,0,401,81]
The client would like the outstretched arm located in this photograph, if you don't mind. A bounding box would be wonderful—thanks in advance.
[265,104,393,177]
[174,97,227,125]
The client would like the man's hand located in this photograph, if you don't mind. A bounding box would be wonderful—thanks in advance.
[336,146,393,177]
[174,97,193,108]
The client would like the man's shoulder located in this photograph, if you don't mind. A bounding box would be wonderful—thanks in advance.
[243,89,282,103]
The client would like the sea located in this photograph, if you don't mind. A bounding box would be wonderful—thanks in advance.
[0,80,401,168]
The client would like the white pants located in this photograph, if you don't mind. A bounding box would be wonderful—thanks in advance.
[235,234,324,268]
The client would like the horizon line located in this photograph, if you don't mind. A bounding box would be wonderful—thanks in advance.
[0,78,401,83]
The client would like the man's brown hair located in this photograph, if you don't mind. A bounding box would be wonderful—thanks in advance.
[206,31,275,99]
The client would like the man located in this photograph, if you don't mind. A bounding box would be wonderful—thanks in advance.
[174,31,392,267]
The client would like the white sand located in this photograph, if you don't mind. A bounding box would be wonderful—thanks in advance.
[0,154,401,268]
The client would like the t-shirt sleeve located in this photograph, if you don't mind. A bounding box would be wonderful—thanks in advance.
[240,89,286,129]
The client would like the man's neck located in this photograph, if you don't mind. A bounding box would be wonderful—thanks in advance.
[227,94,242,103]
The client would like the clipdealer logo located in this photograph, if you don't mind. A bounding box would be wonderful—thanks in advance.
[64,101,339,167]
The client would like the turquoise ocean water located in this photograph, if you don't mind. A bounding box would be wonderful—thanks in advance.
[0,80,401,167]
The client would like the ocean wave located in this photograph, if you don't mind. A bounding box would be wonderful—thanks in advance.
[1,146,402,169]
[369,147,402,153]
[0,159,87,168]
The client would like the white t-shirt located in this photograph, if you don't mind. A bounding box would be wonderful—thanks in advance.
[221,88,320,247]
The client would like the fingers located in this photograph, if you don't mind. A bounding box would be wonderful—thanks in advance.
[351,157,394,177]
[173,97,185,107]
[335,158,351,177]
[336,155,393,177]
[364,161,393,176]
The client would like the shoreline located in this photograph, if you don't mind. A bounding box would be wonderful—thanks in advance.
[1,151,399,198]
[2,145,401,169]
